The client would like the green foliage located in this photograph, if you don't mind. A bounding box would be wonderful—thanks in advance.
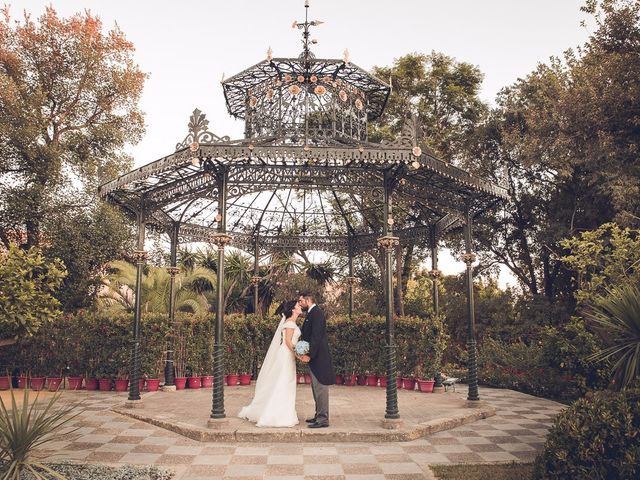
[0,244,67,341]
[0,7,145,250]
[0,388,81,479]
[584,283,640,389]
[561,223,640,304]
[43,204,133,310]
[0,311,446,385]
[478,318,609,402]
[98,260,214,315]
[533,389,640,480]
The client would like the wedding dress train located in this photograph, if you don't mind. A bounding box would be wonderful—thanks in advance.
[238,316,301,427]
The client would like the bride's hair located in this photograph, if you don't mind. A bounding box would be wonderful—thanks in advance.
[275,300,298,320]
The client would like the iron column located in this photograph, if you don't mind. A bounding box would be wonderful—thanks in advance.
[430,226,440,315]
[164,224,179,388]
[252,239,260,315]
[463,207,480,401]
[211,168,231,419]
[128,209,146,401]
[378,171,400,420]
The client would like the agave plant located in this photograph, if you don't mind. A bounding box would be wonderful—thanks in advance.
[0,388,81,479]
[585,283,640,389]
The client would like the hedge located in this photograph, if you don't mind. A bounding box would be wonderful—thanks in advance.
[0,311,447,380]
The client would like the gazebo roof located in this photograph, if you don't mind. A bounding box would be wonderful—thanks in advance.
[99,3,507,255]
[99,109,508,255]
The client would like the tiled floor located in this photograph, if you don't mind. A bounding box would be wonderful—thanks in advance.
[35,386,565,479]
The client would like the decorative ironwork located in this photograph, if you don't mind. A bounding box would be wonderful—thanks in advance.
[377,235,400,251]
[428,269,442,279]
[211,233,233,249]
[176,109,230,151]
[461,252,477,265]
[166,266,180,276]
[344,276,359,286]
[250,275,261,286]
[132,250,148,264]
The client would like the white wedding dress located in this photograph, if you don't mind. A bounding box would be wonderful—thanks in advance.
[238,316,301,427]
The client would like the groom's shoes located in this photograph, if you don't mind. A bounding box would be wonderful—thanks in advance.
[305,417,317,423]
[308,422,329,428]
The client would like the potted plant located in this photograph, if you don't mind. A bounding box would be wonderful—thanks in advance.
[0,369,10,390]
[414,364,435,393]
[201,337,214,388]
[95,365,113,391]
[174,328,188,389]
[114,367,129,392]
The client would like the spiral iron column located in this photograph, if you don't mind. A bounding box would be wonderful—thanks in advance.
[430,226,445,390]
[430,226,440,315]
[164,224,179,388]
[252,239,260,316]
[379,171,400,420]
[211,168,231,419]
[128,210,146,401]
[347,249,355,320]
[463,207,480,401]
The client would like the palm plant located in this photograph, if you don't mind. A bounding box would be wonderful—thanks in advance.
[0,388,81,479]
[98,260,216,315]
[585,283,640,389]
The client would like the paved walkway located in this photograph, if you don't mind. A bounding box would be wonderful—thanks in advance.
[34,385,564,479]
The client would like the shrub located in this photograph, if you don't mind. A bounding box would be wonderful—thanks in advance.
[533,389,640,480]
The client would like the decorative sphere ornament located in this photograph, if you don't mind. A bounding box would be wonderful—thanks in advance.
[288,85,301,96]
[412,146,422,157]
[339,90,348,102]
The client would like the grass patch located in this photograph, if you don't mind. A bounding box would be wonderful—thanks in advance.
[431,463,534,480]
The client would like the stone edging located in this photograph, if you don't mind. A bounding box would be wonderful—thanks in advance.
[111,403,496,443]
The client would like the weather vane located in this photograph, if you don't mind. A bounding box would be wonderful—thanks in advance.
[292,0,324,64]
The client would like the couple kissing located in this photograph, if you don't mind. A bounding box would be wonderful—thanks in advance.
[238,292,335,428]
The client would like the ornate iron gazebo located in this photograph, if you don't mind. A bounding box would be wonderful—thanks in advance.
[99,2,508,425]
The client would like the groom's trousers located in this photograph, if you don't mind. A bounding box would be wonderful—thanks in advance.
[309,369,329,425]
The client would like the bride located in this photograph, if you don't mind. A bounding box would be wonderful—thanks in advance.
[238,300,302,427]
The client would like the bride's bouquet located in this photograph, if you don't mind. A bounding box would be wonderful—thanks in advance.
[294,340,310,356]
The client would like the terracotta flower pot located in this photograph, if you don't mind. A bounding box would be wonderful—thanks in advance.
[226,374,239,386]
[67,376,83,390]
[396,377,403,389]
[0,376,10,390]
[187,376,201,389]
[17,376,28,389]
[201,375,214,388]
[30,377,46,391]
[402,377,416,391]
[344,374,357,386]
[335,374,344,385]
[47,377,63,392]
[239,373,252,385]
[357,374,366,386]
[85,378,98,390]
[366,374,378,387]
[138,378,146,392]
[304,374,312,384]
[114,379,129,392]
[223,374,228,385]
[146,378,160,391]
[297,374,305,384]
[379,375,388,387]
[99,378,112,391]
[175,377,187,390]
[417,379,435,393]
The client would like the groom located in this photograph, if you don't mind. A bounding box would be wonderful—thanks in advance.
[298,292,335,428]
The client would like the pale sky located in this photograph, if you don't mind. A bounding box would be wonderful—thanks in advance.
[14,0,592,286]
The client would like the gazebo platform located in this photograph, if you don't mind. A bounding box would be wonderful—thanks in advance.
[112,384,494,443]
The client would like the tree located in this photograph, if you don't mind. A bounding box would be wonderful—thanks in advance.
[470,0,640,300]
[0,244,66,344]
[0,6,145,249]
[43,203,133,310]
